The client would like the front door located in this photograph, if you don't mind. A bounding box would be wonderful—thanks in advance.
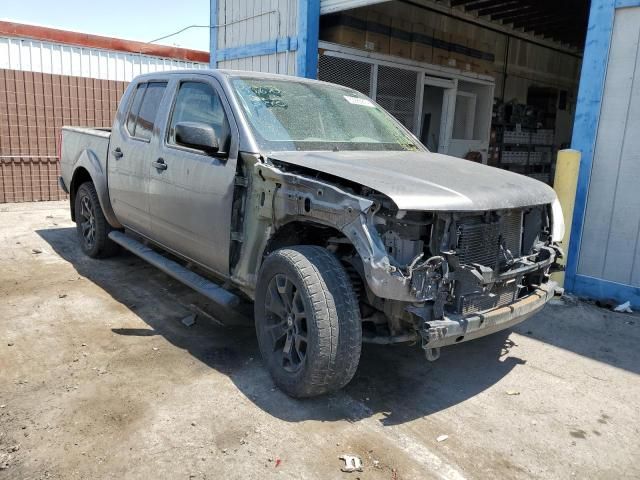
[108,81,168,235]
[148,77,238,276]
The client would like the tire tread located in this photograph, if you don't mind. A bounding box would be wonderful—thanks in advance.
[255,245,361,397]
[75,181,119,258]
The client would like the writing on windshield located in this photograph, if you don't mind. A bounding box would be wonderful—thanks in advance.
[231,77,422,152]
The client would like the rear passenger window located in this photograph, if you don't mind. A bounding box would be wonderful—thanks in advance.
[125,82,167,140]
[168,82,231,153]
[126,84,146,136]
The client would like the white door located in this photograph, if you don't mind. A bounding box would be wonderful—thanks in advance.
[419,75,456,153]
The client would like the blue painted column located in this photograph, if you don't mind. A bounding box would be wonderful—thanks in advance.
[209,0,218,68]
[564,0,615,291]
[297,0,321,78]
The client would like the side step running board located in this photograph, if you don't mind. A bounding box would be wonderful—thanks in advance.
[108,231,240,309]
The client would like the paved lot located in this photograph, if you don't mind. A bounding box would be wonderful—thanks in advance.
[1,201,639,480]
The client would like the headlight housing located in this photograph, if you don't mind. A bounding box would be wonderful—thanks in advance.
[551,197,565,243]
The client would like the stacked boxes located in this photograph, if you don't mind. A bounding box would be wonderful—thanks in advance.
[478,42,496,74]
[501,151,529,165]
[365,10,390,53]
[390,18,413,59]
[532,129,554,145]
[503,130,530,144]
[501,151,546,165]
[320,11,496,75]
[320,11,367,49]
[449,33,471,71]
[410,23,433,63]
[472,42,496,74]
[432,31,454,67]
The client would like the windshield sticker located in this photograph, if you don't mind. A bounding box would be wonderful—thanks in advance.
[344,96,375,107]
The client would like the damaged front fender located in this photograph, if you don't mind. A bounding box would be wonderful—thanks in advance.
[341,212,444,302]
[229,156,422,302]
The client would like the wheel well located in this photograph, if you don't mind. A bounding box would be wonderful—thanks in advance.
[263,220,365,292]
[69,167,92,221]
[264,221,349,258]
[263,221,370,329]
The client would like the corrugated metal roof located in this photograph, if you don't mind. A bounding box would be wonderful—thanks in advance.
[0,36,207,82]
[0,21,209,62]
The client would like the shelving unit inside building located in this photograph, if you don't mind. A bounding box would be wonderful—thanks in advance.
[493,126,555,184]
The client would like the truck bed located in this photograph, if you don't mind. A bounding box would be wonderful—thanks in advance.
[63,126,111,135]
[59,126,112,196]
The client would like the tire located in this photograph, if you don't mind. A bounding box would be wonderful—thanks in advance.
[255,246,362,398]
[74,181,119,258]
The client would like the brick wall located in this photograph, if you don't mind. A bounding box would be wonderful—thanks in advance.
[0,69,128,202]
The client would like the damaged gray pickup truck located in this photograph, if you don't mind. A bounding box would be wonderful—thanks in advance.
[59,70,564,398]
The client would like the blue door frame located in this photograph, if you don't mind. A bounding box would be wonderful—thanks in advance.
[566,0,640,306]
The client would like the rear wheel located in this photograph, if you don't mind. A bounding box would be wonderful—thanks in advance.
[255,246,362,398]
[74,182,118,258]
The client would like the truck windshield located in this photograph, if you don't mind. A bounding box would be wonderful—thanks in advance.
[230,77,423,152]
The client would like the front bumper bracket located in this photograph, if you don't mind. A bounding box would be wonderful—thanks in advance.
[420,281,559,351]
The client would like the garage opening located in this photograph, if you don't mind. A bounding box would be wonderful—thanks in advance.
[318,0,589,184]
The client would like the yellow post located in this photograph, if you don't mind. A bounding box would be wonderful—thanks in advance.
[552,149,581,287]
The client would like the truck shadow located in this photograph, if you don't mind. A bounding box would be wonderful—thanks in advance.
[39,227,525,426]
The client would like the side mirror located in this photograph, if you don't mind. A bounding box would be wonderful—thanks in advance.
[174,121,220,155]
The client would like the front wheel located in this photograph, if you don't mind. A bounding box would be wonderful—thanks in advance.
[74,182,119,258]
[255,246,362,398]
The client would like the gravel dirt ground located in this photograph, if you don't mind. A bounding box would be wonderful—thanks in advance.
[1,200,639,480]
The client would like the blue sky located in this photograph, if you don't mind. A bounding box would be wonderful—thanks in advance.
[1,0,211,51]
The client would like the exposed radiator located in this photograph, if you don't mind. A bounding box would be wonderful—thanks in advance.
[462,282,519,314]
[501,210,523,258]
[456,209,524,269]
[456,219,501,268]
[453,210,527,315]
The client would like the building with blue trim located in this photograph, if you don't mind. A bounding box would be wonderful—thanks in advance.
[209,0,320,78]
[210,0,640,308]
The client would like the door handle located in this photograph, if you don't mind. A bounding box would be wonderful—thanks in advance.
[112,147,123,159]
[152,158,168,171]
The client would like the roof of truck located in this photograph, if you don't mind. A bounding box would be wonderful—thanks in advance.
[132,68,333,85]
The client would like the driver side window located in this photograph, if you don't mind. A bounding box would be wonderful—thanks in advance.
[168,81,231,153]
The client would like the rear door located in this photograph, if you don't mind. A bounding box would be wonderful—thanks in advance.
[108,81,168,235]
[148,76,239,276]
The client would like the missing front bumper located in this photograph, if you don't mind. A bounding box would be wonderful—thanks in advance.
[420,280,559,352]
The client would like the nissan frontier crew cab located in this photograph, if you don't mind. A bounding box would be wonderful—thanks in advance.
[59,70,564,398]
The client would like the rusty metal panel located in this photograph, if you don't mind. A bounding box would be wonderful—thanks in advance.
[0,68,128,202]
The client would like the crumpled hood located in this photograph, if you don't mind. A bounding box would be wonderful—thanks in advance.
[269,150,557,211]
